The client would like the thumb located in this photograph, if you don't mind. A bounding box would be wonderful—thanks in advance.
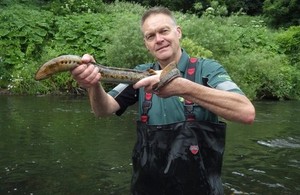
[82,54,96,64]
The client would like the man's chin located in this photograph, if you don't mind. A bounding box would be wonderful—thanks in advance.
[155,51,172,61]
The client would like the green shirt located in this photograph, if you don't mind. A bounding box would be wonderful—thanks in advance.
[109,49,244,125]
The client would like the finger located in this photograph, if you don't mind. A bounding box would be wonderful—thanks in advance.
[79,74,100,87]
[82,54,96,64]
[78,71,100,88]
[71,64,94,81]
[91,73,101,85]
[133,77,149,89]
[133,75,160,89]
[71,64,88,77]
[85,66,100,83]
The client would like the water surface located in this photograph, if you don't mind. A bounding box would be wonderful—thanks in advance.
[0,96,299,194]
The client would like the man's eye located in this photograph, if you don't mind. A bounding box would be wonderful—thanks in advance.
[145,35,154,41]
[161,29,170,35]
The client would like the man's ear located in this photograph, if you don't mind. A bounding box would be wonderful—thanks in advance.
[144,40,150,51]
[176,26,182,39]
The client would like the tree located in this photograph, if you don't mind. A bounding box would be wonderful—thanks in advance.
[263,0,300,28]
[224,0,264,15]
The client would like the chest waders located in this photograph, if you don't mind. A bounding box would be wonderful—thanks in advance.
[131,58,227,195]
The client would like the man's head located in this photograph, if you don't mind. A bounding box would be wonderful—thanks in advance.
[141,7,177,27]
[141,7,182,67]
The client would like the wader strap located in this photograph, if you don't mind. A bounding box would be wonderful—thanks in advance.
[141,92,153,123]
[184,57,198,121]
[141,58,198,123]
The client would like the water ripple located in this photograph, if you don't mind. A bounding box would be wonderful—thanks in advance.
[257,137,300,149]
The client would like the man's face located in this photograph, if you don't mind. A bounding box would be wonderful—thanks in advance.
[142,13,182,66]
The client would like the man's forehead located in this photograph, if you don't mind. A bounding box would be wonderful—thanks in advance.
[142,14,175,31]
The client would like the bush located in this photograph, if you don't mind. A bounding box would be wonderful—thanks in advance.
[45,13,113,60]
[223,49,297,100]
[180,37,213,58]
[1,2,300,99]
[0,4,112,94]
[48,0,105,15]
[178,13,300,99]
[0,5,54,90]
[105,13,153,68]
[276,26,300,69]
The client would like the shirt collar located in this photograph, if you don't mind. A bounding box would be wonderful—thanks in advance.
[177,48,190,73]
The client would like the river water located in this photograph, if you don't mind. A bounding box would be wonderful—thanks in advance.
[0,96,299,194]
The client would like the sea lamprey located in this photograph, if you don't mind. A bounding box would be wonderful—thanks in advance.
[35,55,181,90]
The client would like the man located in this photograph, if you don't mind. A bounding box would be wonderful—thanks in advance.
[71,7,255,195]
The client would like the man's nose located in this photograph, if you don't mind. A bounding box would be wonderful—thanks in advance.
[155,33,164,42]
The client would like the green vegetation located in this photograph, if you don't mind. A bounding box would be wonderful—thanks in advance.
[0,1,299,100]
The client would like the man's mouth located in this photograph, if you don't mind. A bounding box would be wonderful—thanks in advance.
[156,45,169,52]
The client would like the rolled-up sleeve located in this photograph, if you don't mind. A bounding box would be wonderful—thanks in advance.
[108,83,138,116]
[202,60,244,95]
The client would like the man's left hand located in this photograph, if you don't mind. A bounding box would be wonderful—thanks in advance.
[133,72,181,98]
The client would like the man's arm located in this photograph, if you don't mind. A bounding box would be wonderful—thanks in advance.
[134,76,255,124]
[175,78,255,124]
[71,54,120,117]
[86,83,120,117]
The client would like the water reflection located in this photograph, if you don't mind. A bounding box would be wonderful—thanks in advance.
[0,96,299,194]
[223,101,300,194]
[257,137,300,148]
[1,96,135,194]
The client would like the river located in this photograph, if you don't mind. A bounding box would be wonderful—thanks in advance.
[0,96,299,194]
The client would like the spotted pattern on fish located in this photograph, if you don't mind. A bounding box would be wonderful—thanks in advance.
[35,55,180,90]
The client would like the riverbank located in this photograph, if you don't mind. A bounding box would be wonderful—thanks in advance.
[0,89,10,95]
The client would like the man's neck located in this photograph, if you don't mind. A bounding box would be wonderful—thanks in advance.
[158,49,182,69]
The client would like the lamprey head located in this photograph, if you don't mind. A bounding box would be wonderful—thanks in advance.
[35,55,82,80]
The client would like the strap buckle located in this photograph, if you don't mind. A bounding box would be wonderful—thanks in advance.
[141,93,153,123]
[141,115,149,123]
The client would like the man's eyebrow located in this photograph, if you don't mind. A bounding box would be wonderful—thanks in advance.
[144,25,171,34]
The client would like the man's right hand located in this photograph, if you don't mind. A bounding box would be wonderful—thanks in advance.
[71,54,101,89]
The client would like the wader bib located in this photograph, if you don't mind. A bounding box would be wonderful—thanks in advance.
[131,58,227,195]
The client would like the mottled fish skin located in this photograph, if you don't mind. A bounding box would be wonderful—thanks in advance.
[35,55,82,80]
[35,55,181,90]
[95,64,155,83]
[35,55,155,83]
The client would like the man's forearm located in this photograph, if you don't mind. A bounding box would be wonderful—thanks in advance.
[175,78,255,124]
[87,83,120,117]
